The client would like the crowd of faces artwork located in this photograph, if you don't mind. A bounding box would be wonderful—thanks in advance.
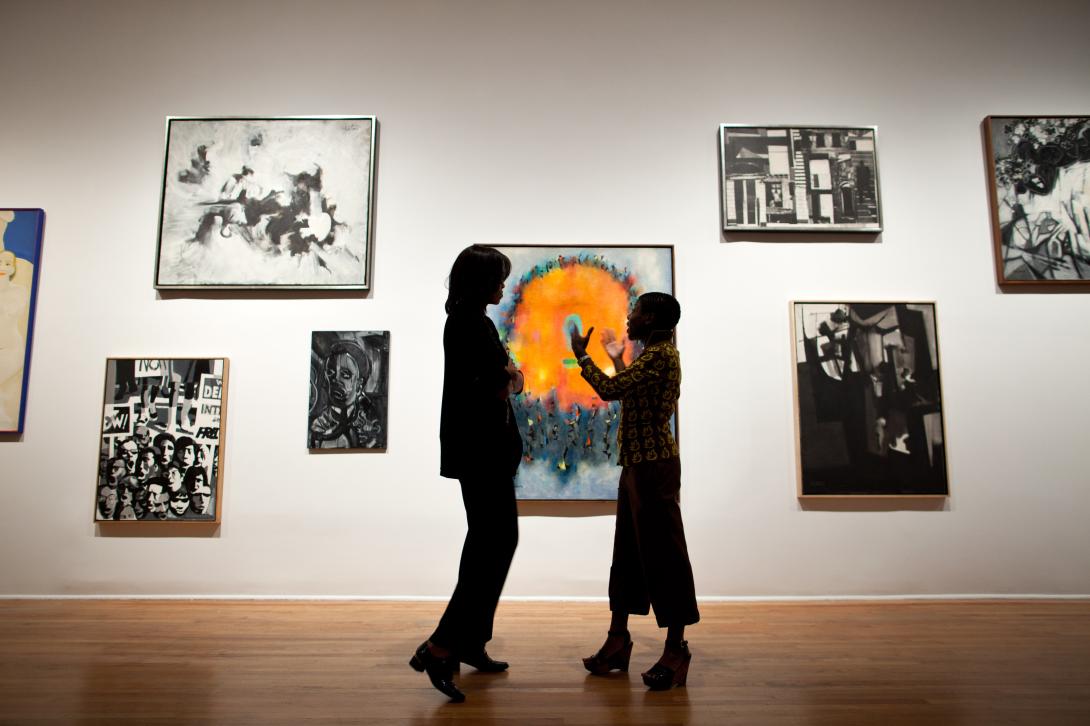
[96,358,226,521]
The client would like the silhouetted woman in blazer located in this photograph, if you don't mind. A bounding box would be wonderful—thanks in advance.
[410,244,524,702]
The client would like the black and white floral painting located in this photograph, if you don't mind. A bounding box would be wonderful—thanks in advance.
[985,116,1090,286]
[309,332,389,450]
[155,117,376,289]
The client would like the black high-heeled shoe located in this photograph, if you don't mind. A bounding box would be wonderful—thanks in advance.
[457,648,509,672]
[641,639,691,690]
[583,629,633,675]
[409,641,465,702]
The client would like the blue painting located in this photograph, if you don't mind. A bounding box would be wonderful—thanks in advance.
[0,209,45,434]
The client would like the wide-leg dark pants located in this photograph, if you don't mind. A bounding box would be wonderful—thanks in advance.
[609,458,700,628]
[431,474,519,652]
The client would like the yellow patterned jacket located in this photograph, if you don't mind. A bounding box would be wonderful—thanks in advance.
[579,341,680,466]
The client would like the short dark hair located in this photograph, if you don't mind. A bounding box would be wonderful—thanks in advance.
[183,467,209,493]
[446,244,512,313]
[638,292,680,332]
[154,432,175,450]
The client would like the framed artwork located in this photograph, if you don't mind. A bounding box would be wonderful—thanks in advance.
[95,358,229,522]
[154,116,377,290]
[0,209,45,434]
[792,302,948,497]
[309,331,389,449]
[983,116,1090,287]
[719,125,882,232]
[491,245,675,500]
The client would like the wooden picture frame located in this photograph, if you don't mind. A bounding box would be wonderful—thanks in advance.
[94,358,229,523]
[983,116,1090,288]
[791,302,949,498]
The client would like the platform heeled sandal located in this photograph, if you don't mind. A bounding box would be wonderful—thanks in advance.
[641,639,691,690]
[582,629,633,675]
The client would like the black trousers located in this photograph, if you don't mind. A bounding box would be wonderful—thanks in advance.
[431,473,519,653]
[609,458,700,628]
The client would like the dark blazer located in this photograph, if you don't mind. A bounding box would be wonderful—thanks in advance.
[439,308,523,479]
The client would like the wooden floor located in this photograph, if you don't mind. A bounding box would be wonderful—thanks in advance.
[0,600,1088,725]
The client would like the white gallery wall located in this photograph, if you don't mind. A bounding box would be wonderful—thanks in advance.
[1,0,1088,598]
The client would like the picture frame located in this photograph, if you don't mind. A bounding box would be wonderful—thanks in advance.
[982,116,1090,288]
[94,358,229,523]
[490,244,676,501]
[1,208,45,434]
[309,331,390,450]
[791,302,949,498]
[719,124,882,232]
[154,116,377,290]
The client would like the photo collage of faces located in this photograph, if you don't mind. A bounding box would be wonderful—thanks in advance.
[96,359,224,521]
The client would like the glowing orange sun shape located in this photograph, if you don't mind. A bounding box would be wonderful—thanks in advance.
[507,264,632,411]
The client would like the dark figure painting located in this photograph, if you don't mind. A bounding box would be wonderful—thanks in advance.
[95,358,228,522]
[308,331,389,450]
[793,303,948,497]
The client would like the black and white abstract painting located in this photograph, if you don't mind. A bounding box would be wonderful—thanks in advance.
[984,116,1090,286]
[720,125,881,231]
[792,303,948,497]
[155,117,376,289]
[96,358,228,522]
[309,331,389,450]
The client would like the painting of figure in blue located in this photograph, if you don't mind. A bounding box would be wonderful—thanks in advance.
[0,209,45,434]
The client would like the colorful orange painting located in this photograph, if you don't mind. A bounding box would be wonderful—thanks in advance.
[492,246,674,500]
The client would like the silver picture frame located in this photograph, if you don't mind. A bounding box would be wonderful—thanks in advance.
[154,115,377,290]
[719,124,883,233]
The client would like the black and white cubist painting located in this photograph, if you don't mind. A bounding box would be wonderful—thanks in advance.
[309,332,389,450]
[792,303,948,497]
[155,116,376,289]
[720,125,881,231]
[96,358,228,522]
